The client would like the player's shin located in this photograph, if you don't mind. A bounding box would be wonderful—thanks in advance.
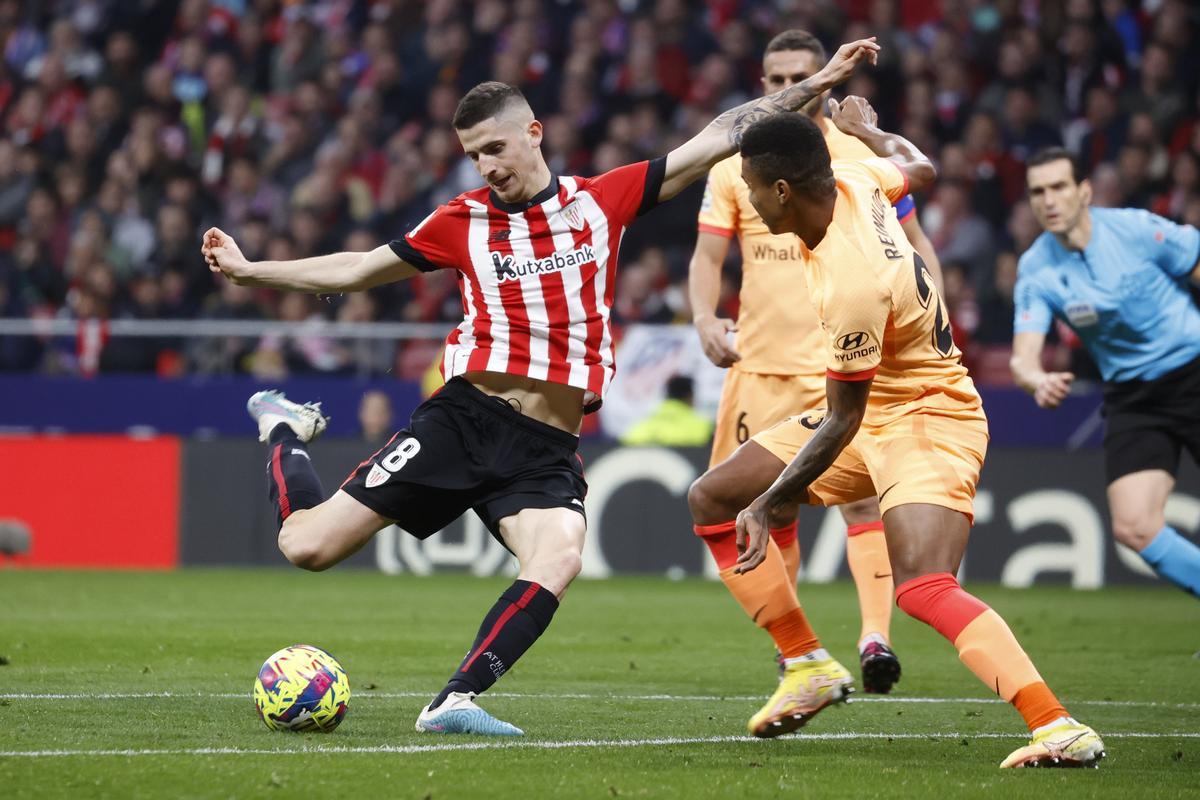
[895,572,1068,730]
[845,521,893,644]
[771,521,802,585]
[266,424,325,530]
[1138,525,1200,598]
[428,580,560,710]
[695,522,822,658]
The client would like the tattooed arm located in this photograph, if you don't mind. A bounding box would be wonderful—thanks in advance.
[657,38,879,202]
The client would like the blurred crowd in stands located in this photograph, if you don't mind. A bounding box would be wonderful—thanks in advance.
[0,0,1197,383]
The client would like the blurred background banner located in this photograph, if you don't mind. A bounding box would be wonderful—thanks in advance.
[0,332,1107,446]
[599,323,727,439]
[0,435,179,567]
[0,372,425,436]
[3,434,1194,586]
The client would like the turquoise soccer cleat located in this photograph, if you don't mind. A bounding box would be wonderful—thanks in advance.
[415,692,524,736]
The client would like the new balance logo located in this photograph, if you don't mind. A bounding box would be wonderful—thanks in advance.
[490,244,596,283]
[488,228,511,243]
[291,449,310,460]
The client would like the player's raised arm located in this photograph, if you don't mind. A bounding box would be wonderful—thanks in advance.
[829,96,936,194]
[734,376,872,572]
[657,38,880,202]
[202,227,422,293]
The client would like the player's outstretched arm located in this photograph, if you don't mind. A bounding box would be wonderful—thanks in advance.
[657,38,880,202]
[734,377,872,573]
[1011,330,1074,409]
[829,96,936,194]
[202,227,422,293]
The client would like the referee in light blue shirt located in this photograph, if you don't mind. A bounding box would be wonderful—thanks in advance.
[1010,147,1200,599]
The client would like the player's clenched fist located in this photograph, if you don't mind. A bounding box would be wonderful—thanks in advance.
[201,227,252,284]
[829,95,879,134]
[695,315,741,368]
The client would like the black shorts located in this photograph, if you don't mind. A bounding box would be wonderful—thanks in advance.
[1102,353,1200,484]
[341,377,587,543]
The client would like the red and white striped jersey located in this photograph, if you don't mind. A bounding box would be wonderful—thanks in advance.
[390,158,665,412]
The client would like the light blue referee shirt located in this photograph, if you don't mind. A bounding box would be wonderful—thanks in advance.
[1014,207,1200,383]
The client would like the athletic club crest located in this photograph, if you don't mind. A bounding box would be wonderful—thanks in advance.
[559,201,585,232]
[365,463,390,488]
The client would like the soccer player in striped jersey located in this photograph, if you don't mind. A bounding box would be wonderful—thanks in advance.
[687,100,1105,767]
[689,28,945,695]
[201,38,880,737]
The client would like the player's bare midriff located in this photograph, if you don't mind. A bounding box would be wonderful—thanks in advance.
[463,370,585,434]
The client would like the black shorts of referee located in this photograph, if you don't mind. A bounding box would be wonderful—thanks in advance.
[1102,353,1200,485]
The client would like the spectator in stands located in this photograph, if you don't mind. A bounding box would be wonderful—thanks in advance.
[0,0,1196,396]
[358,389,395,446]
[923,180,996,290]
[620,375,713,448]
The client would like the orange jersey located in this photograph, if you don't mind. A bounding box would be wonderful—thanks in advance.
[697,119,899,376]
[801,158,983,427]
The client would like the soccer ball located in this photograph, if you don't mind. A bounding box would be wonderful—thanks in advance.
[253,644,350,732]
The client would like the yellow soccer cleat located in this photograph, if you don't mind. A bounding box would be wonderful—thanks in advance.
[748,656,854,738]
[1000,717,1106,769]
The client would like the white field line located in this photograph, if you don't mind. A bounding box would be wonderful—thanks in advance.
[2,691,1198,711]
[1,731,1197,759]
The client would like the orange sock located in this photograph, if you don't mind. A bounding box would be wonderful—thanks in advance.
[759,605,821,658]
[1012,682,1069,731]
[771,522,801,584]
[895,573,1068,731]
[845,521,893,644]
[695,521,821,658]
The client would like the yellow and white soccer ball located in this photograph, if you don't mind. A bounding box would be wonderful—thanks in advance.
[253,644,350,732]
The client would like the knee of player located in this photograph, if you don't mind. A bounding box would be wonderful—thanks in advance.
[885,556,928,593]
[551,547,583,583]
[278,525,332,571]
[687,472,725,523]
[1110,516,1163,551]
[525,546,581,595]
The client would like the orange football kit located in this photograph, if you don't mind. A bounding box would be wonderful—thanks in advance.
[695,127,903,654]
[734,157,1068,736]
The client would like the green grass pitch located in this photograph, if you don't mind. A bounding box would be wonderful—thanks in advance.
[1,570,1197,799]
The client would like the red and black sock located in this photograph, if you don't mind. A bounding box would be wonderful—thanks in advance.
[429,580,560,710]
[266,423,324,530]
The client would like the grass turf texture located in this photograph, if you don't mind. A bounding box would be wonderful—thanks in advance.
[1,570,1197,799]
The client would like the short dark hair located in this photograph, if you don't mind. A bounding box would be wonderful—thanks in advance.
[1027,147,1084,183]
[452,81,528,130]
[740,113,834,197]
[764,29,826,61]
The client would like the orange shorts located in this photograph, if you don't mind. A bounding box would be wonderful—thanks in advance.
[751,410,989,521]
[710,370,825,467]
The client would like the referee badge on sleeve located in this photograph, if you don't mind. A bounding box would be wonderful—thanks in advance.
[1065,301,1099,327]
